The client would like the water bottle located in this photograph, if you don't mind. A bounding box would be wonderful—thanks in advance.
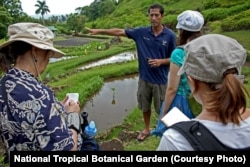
[80,112,89,131]
[83,120,97,139]
[81,120,100,151]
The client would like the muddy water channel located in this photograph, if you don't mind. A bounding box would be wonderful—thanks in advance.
[74,51,139,132]
[82,74,138,132]
[79,52,136,70]
[50,51,139,132]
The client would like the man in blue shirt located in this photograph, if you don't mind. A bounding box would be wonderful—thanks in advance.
[86,3,176,141]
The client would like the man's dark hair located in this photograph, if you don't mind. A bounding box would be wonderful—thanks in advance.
[148,4,164,15]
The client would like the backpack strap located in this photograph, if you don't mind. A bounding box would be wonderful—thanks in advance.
[169,120,235,151]
[176,45,185,50]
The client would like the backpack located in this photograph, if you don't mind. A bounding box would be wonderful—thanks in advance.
[81,137,100,151]
[169,120,250,151]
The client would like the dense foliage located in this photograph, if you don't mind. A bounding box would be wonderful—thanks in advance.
[0,0,249,36]
[85,0,250,33]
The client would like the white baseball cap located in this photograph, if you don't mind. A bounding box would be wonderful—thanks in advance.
[176,10,204,32]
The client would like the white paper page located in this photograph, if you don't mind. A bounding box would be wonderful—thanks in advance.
[161,107,190,127]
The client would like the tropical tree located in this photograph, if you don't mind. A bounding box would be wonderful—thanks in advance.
[75,6,83,15]
[48,15,58,24]
[86,0,117,21]
[0,0,23,16]
[60,15,67,22]
[35,0,50,25]
[0,6,12,38]
[99,0,116,16]
[67,13,86,34]
[0,0,25,23]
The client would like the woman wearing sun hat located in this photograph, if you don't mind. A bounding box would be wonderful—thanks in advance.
[157,34,250,150]
[151,10,204,137]
[0,22,81,156]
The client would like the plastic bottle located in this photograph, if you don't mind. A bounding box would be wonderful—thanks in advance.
[83,120,97,139]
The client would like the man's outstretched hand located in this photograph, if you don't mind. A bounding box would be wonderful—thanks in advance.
[85,27,98,35]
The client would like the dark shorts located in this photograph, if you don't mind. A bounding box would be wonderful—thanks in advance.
[137,79,167,114]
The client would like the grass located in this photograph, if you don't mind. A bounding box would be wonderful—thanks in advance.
[50,60,139,108]
[96,106,161,150]
[221,30,250,50]
[95,95,203,150]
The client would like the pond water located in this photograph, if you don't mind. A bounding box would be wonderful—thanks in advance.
[51,50,139,132]
[79,51,136,70]
[49,56,77,63]
[49,51,137,67]
[82,74,139,132]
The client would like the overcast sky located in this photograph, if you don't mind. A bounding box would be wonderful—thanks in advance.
[20,0,94,15]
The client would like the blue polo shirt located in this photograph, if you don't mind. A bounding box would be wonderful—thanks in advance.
[125,26,176,84]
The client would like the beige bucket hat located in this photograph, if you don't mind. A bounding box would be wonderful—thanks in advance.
[0,22,65,58]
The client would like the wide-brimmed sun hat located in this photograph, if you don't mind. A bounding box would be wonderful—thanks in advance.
[0,22,65,58]
[176,10,204,32]
[178,34,247,83]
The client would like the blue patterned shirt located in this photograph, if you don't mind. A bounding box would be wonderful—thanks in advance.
[0,68,76,151]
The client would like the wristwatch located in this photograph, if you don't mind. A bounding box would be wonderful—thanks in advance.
[67,112,81,133]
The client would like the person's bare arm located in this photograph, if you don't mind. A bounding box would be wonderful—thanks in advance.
[162,63,181,116]
[85,27,127,37]
[160,58,171,65]
[148,58,170,67]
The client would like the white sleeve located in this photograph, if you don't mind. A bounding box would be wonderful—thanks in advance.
[156,128,194,151]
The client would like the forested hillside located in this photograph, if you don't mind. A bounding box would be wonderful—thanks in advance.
[84,0,250,51]
[0,0,249,50]
[85,0,249,32]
